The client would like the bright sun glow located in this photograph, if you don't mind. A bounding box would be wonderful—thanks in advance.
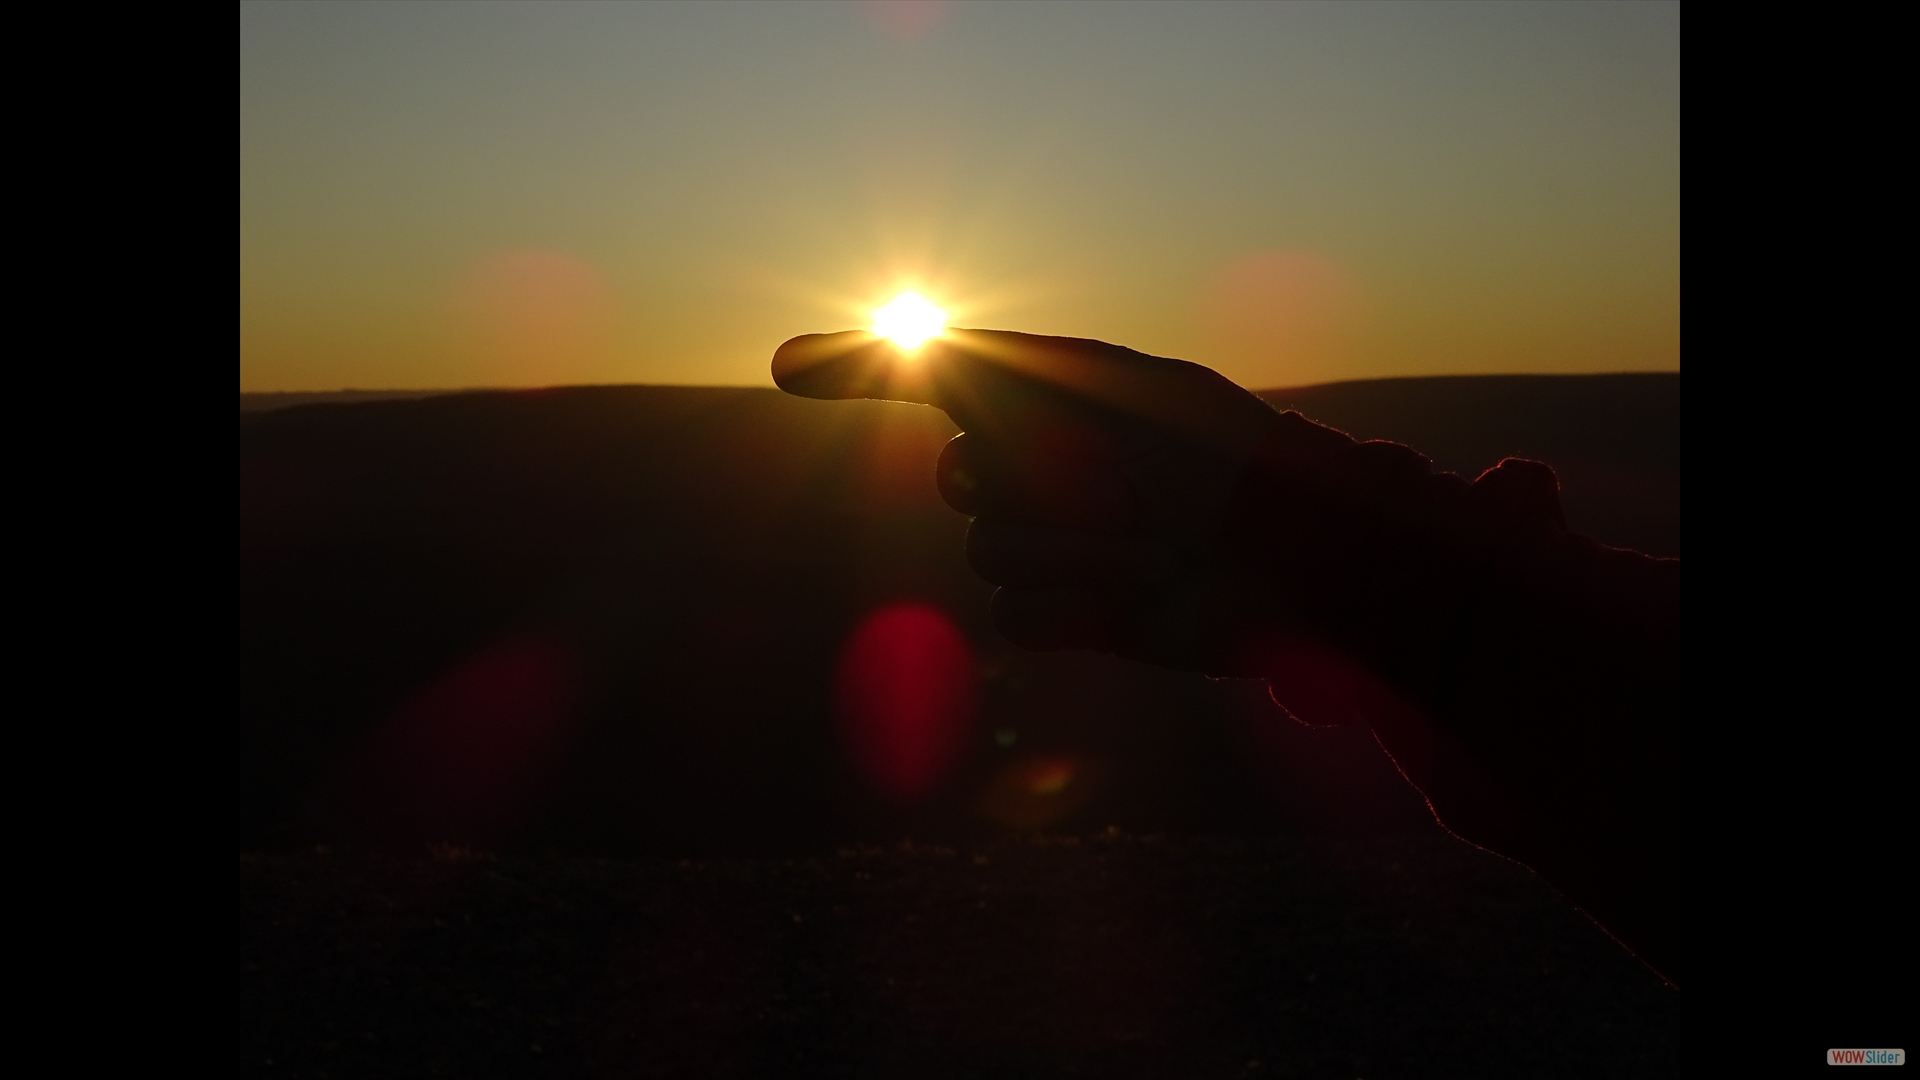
[872,291,947,350]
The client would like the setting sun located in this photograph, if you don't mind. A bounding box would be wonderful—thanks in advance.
[872,292,947,351]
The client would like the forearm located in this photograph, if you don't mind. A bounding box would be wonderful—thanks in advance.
[1428,530,1681,981]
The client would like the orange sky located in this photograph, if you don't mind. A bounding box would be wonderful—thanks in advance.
[240,1,1678,392]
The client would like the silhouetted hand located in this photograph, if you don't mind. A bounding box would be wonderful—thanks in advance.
[773,328,1294,671]
[774,328,1681,986]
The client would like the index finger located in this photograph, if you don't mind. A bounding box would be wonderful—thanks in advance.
[771,329,1096,445]
[771,328,1277,454]
[771,330,943,405]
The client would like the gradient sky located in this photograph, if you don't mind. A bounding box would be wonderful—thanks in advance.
[240,0,1678,392]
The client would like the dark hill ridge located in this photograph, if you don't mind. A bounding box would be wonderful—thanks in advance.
[243,372,1680,549]
[240,376,1677,853]
[241,388,462,412]
[241,375,1677,856]
[240,375,1679,1075]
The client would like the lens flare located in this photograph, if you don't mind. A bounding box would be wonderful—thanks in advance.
[872,291,947,350]
[1023,758,1075,796]
[834,603,977,802]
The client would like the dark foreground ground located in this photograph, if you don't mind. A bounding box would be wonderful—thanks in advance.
[242,832,1676,1079]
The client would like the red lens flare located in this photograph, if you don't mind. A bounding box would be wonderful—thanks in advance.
[834,603,978,802]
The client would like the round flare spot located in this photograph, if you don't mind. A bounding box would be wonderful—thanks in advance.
[834,603,977,802]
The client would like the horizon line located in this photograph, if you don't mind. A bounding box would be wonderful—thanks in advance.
[241,369,1681,398]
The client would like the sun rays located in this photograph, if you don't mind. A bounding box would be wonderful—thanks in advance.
[872,291,948,350]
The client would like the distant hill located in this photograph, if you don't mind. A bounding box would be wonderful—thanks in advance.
[240,376,1678,857]
[241,389,465,413]
[244,374,1679,552]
